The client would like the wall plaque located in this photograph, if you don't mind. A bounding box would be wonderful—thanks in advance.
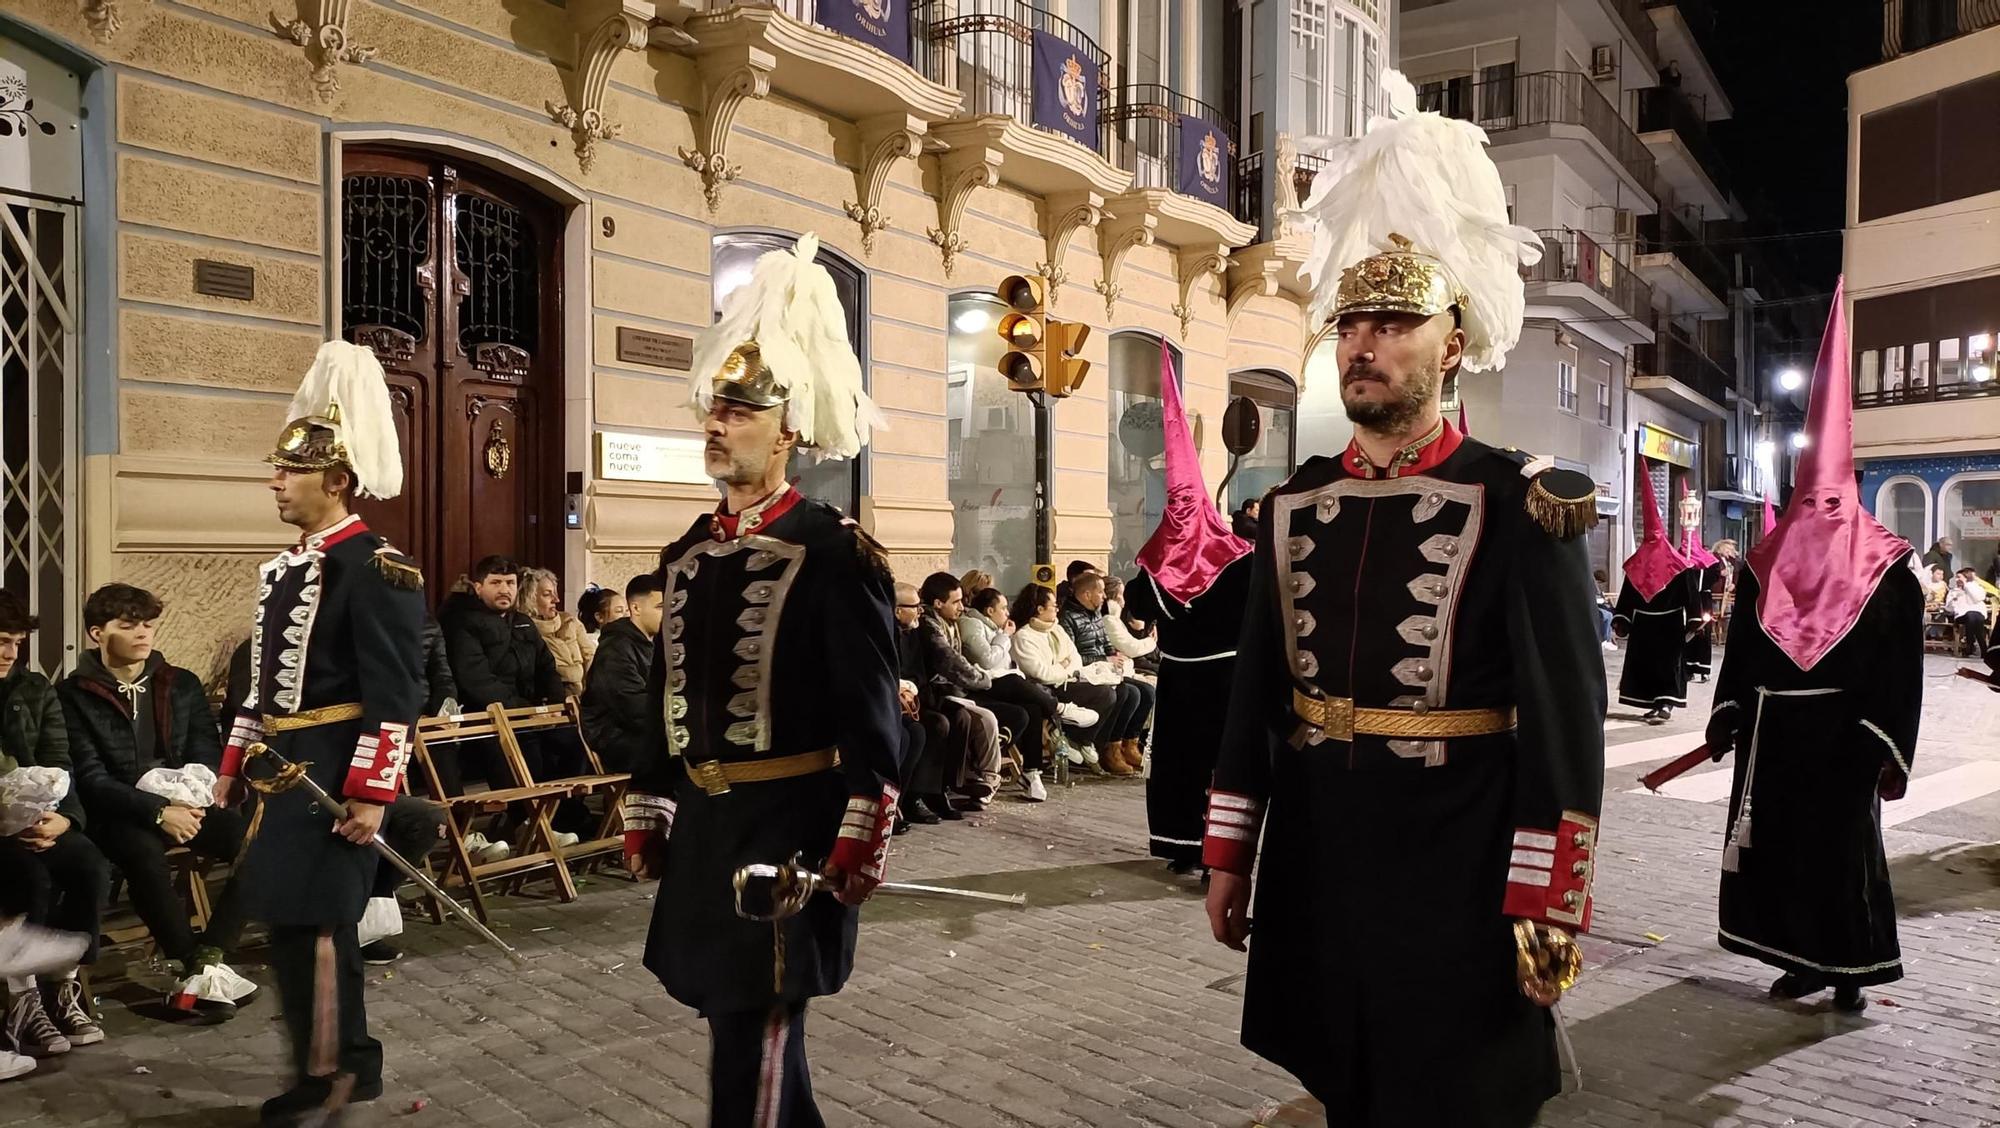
[192,260,256,301]
[616,326,693,371]
[595,430,710,485]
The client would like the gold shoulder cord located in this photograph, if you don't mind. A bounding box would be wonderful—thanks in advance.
[1525,476,1600,541]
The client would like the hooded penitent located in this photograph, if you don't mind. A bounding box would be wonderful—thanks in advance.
[687,232,882,460]
[1761,492,1777,536]
[1134,340,1249,603]
[268,341,404,499]
[1623,458,1693,601]
[1744,279,1911,671]
[1678,481,1720,568]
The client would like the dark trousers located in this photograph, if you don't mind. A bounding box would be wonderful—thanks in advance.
[1957,611,1989,656]
[1093,681,1146,743]
[269,923,381,1087]
[900,714,942,797]
[1051,681,1119,744]
[708,1003,822,1128]
[972,676,1054,771]
[0,830,110,965]
[1120,678,1156,740]
[89,806,249,964]
[370,795,446,900]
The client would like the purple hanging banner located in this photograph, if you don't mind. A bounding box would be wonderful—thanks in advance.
[1176,116,1229,208]
[814,0,911,64]
[1031,30,1099,150]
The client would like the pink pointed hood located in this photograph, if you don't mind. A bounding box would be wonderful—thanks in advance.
[1761,492,1777,536]
[1135,341,1250,604]
[1622,457,1693,601]
[1678,480,1719,568]
[1745,278,1912,671]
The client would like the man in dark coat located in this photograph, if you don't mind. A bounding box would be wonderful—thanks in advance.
[63,583,251,1014]
[1206,110,1603,1127]
[439,555,582,792]
[621,234,902,1127]
[1706,284,1922,1014]
[214,342,426,1126]
[581,573,664,773]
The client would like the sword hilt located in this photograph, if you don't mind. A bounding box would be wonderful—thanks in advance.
[241,742,316,797]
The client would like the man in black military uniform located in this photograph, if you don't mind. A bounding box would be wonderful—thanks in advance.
[214,342,426,1127]
[621,234,901,1128]
[1205,74,1606,1128]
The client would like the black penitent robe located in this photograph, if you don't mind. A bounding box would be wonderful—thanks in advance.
[1125,556,1250,866]
[1683,562,1722,679]
[1711,562,1922,986]
[1614,568,1699,709]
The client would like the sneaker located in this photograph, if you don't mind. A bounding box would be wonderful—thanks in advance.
[550,831,580,850]
[359,940,403,967]
[1021,770,1048,802]
[170,956,259,1018]
[5,987,70,1056]
[0,920,89,981]
[1054,733,1085,766]
[1056,702,1100,729]
[464,831,512,866]
[47,978,104,1047]
[1601,640,1618,652]
[0,1048,33,1082]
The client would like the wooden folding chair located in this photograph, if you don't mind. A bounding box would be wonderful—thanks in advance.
[409,710,574,923]
[487,700,632,875]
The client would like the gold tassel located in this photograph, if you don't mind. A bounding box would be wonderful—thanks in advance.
[1526,477,1600,541]
[370,548,425,590]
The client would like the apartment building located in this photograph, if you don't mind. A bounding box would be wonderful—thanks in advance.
[1845,1,2000,581]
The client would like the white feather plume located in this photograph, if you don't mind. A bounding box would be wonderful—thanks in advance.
[1297,69,1543,373]
[688,233,883,460]
[286,341,404,500]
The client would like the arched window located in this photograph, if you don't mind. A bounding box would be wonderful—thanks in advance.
[946,292,1040,594]
[711,232,867,514]
[1874,476,1931,552]
[1225,369,1297,509]
[1107,332,1184,577]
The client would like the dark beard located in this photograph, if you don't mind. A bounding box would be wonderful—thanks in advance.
[1343,359,1442,431]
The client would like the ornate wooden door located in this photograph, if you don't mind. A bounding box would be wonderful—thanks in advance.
[339,150,564,598]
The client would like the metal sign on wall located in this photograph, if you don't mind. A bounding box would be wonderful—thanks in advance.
[595,430,709,485]
[1636,423,1696,468]
[0,37,82,203]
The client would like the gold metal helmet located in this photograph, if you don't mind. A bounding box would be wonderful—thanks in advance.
[1331,234,1469,322]
[712,341,787,410]
[267,401,350,473]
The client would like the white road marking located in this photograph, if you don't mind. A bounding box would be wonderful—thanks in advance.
[1604,731,1704,770]
[1881,761,2000,828]
[1643,765,1738,805]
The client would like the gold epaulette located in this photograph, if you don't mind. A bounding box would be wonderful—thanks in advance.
[1518,457,1599,541]
[371,544,425,590]
[841,517,895,585]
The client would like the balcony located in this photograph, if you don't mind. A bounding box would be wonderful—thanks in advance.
[1632,330,1730,421]
[918,0,1132,199]
[1605,0,1664,69]
[1635,208,1728,318]
[1232,150,1326,243]
[1100,85,1257,248]
[1524,228,1656,345]
[1636,87,1729,214]
[685,0,961,123]
[1881,0,2000,59]
[1415,71,1657,209]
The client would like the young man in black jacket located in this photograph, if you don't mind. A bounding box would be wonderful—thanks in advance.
[580,573,663,773]
[63,583,258,1018]
[0,589,110,1070]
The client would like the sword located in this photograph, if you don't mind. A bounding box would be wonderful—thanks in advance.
[242,742,526,965]
[731,860,1027,922]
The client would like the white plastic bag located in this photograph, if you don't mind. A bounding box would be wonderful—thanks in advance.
[0,766,70,836]
[136,763,219,808]
[356,896,404,948]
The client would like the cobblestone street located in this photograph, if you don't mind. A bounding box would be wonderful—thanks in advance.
[6,654,1998,1128]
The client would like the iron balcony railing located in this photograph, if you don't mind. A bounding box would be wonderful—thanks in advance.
[1637,209,1731,304]
[1635,330,1732,407]
[1526,228,1654,323]
[1230,150,1325,241]
[1100,84,1237,199]
[1415,70,1656,192]
[1881,0,2000,58]
[1636,87,1729,202]
[916,0,1114,161]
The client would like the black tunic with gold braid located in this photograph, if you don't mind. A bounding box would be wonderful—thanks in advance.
[624,487,904,1017]
[1203,425,1606,1128]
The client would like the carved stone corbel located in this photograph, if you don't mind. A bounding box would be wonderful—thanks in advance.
[1228,260,1281,330]
[926,146,1002,279]
[269,0,377,101]
[544,1,654,174]
[1034,191,1102,310]
[82,0,125,41]
[678,46,775,213]
[844,114,924,257]
[1094,212,1157,319]
[1172,244,1231,340]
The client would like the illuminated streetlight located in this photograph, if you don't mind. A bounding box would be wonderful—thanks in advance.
[952,306,991,334]
[1777,368,1805,392]
[1789,432,1809,451]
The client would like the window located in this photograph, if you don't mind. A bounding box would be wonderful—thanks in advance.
[1595,377,1612,426]
[1857,73,2000,222]
[947,294,1042,595]
[1227,370,1298,510]
[1877,477,1931,550]
[1108,333,1183,578]
[1557,360,1578,414]
[1288,0,1326,138]
[1066,0,1102,45]
[1940,474,2000,582]
[1478,61,1516,124]
[711,233,866,514]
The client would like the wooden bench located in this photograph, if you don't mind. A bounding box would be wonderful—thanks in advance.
[408,710,576,923]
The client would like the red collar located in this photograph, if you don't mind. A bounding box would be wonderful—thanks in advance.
[1342,418,1463,479]
[301,514,369,552]
[711,484,800,541]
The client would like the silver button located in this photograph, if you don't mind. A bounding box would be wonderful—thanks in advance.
[1422,625,1439,641]
[1572,860,1589,877]
[1427,492,1442,506]
[1411,700,1430,715]
[1442,539,1459,558]
[1563,890,1583,907]
[1415,664,1433,682]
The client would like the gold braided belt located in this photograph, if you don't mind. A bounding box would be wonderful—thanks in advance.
[685,747,840,796]
[261,702,365,732]
[1292,689,1515,742]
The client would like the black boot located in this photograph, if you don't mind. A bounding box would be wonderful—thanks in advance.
[261,1073,366,1127]
[922,794,964,821]
[1832,985,1866,1013]
[904,798,942,825]
[1770,971,1826,1000]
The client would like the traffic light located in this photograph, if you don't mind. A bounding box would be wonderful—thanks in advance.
[996,274,1046,392]
[1043,319,1090,398]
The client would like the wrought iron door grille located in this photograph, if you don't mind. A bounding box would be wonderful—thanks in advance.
[341,173,432,344]
[453,193,539,358]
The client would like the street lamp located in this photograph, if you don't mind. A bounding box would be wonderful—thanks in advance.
[1789,431,1809,451]
[1777,368,1805,392]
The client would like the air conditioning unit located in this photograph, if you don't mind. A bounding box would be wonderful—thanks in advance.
[1590,46,1616,81]
[1613,209,1637,242]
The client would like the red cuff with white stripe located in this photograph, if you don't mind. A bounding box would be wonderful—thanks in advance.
[342,722,410,803]
[827,786,899,887]
[219,711,266,779]
[620,793,678,860]
[1201,790,1265,876]
[1501,811,1598,932]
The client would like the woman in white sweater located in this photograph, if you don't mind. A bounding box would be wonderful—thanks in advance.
[1010,585,1121,757]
